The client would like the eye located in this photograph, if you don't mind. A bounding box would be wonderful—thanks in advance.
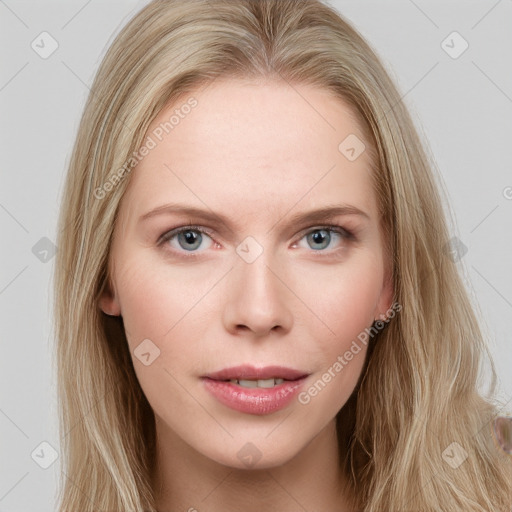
[295,226,355,252]
[158,225,214,254]
[157,223,355,258]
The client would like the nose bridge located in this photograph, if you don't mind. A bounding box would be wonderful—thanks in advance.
[223,240,293,335]
[237,246,277,300]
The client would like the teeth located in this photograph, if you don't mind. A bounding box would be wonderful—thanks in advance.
[238,379,259,388]
[229,378,285,388]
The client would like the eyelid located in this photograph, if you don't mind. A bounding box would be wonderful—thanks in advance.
[295,223,355,241]
[157,224,215,245]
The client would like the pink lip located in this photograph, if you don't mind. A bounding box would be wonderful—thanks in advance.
[204,364,309,381]
[202,365,310,415]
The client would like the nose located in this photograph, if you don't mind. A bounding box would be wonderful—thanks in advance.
[222,250,293,337]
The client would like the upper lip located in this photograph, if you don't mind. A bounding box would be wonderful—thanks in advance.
[204,365,309,381]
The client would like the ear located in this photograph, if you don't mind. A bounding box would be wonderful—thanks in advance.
[98,281,121,316]
[375,269,394,322]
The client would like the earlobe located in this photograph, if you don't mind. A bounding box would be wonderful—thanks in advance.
[98,287,121,316]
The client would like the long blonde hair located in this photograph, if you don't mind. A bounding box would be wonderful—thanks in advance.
[53,0,512,510]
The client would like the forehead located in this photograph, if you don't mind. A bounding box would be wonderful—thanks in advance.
[121,78,377,225]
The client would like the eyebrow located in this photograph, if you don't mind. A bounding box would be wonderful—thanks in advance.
[138,202,370,230]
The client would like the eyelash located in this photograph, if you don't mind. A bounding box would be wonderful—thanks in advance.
[157,223,356,259]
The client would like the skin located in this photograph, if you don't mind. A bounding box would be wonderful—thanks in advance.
[99,78,393,512]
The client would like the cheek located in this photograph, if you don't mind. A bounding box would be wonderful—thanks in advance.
[114,264,168,345]
[113,259,211,418]
[298,252,384,340]
[294,255,382,405]
[114,255,216,345]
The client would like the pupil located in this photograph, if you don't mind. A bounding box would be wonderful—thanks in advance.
[309,229,330,250]
[180,230,201,250]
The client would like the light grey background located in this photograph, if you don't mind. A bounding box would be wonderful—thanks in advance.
[1,0,511,510]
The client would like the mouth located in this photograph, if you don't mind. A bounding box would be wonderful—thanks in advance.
[201,365,310,415]
[203,364,309,384]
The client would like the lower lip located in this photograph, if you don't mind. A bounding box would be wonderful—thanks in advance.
[202,377,307,415]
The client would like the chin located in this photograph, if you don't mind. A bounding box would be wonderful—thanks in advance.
[195,433,308,472]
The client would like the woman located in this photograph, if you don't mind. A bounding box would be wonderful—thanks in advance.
[53,0,512,510]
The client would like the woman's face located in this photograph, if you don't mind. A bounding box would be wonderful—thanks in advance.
[100,78,393,469]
